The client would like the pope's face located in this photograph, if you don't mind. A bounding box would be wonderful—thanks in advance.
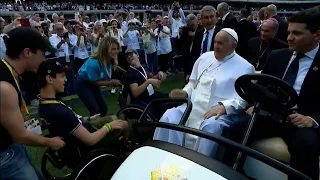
[214,31,235,60]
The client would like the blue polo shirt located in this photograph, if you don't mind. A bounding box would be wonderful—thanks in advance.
[78,58,112,81]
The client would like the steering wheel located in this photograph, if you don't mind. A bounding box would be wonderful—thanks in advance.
[235,73,299,116]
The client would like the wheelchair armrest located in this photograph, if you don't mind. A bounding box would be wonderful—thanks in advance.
[44,150,66,169]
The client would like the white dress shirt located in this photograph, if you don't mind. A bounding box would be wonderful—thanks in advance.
[283,45,319,128]
[201,27,215,54]
[154,26,172,55]
[49,34,74,57]
[168,8,186,38]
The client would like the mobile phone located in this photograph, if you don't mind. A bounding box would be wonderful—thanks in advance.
[20,18,31,28]
[63,32,69,39]
[139,27,146,31]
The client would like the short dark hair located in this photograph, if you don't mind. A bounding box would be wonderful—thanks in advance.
[240,8,249,18]
[4,27,53,59]
[288,8,320,33]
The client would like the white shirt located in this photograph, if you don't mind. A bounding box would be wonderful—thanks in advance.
[108,29,124,47]
[142,29,157,54]
[283,45,319,128]
[121,21,128,34]
[49,34,74,57]
[0,34,6,59]
[126,30,140,50]
[74,35,89,59]
[154,26,172,55]
[183,51,255,114]
[201,27,215,54]
[168,8,186,38]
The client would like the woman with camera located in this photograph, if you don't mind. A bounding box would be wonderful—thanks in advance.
[74,24,90,73]
[142,23,158,75]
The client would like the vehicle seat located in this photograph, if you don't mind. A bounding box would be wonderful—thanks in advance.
[251,137,290,164]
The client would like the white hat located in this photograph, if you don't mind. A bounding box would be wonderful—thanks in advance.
[99,19,107,24]
[220,28,238,42]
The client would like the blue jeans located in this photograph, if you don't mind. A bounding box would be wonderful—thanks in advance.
[146,52,158,75]
[74,77,108,117]
[0,143,45,180]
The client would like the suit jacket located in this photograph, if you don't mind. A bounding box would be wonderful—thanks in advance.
[262,48,320,132]
[247,37,288,70]
[186,26,221,75]
[272,15,288,43]
[235,19,259,59]
[222,13,238,29]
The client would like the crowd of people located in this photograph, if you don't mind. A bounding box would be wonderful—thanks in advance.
[0,1,301,12]
[0,1,319,180]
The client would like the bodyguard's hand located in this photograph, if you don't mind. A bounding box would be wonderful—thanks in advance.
[49,137,65,150]
[204,105,226,119]
[109,120,129,132]
[288,113,314,128]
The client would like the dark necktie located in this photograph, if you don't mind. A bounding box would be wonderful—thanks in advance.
[282,53,305,86]
[202,31,209,54]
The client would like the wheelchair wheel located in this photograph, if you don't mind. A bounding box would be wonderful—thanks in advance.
[41,149,73,180]
[117,104,158,122]
[73,149,122,180]
[117,104,158,144]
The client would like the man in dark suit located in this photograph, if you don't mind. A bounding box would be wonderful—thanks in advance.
[179,14,198,82]
[222,8,320,180]
[235,8,259,59]
[185,5,221,81]
[217,2,238,29]
[247,18,288,70]
[265,4,288,42]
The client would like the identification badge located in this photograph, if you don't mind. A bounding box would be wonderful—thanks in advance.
[24,118,42,135]
[65,55,70,62]
[147,84,154,96]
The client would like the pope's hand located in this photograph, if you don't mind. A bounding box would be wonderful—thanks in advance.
[169,89,187,99]
[204,105,226,120]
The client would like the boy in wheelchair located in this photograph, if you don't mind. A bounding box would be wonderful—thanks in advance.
[123,49,172,118]
[36,60,129,167]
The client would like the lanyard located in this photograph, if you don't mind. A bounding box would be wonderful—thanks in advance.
[105,64,112,79]
[39,99,77,115]
[130,66,148,80]
[1,59,29,117]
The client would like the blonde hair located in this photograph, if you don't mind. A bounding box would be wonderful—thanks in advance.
[90,36,120,70]
[93,22,105,34]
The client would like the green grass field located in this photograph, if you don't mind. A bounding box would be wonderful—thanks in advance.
[27,75,184,175]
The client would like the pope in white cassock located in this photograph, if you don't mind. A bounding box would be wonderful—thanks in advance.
[153,28,255,158]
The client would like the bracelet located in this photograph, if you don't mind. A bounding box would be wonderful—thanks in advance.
[104,123,112,132]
